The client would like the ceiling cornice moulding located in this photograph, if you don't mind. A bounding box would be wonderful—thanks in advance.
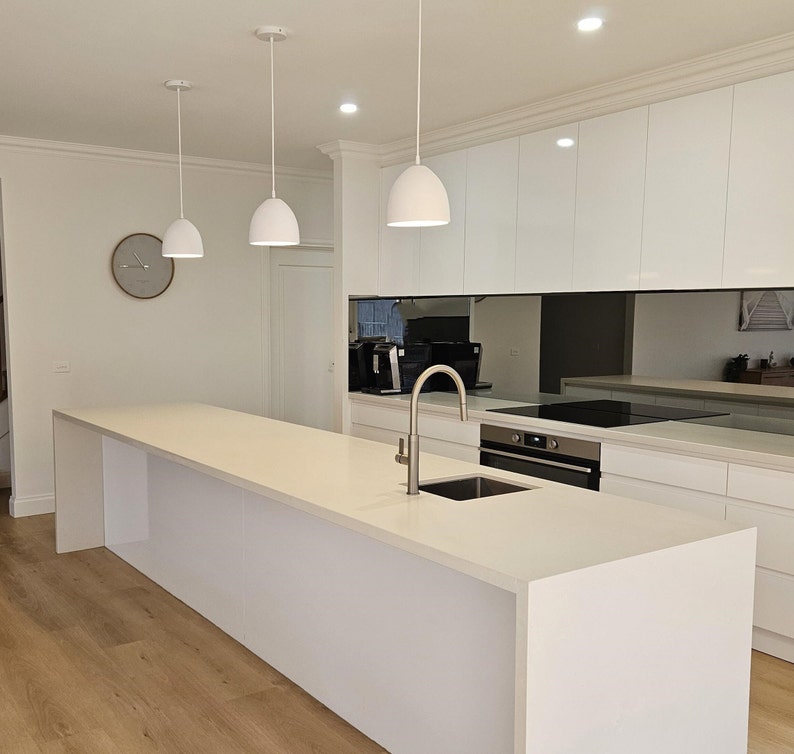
[0,134,333,183]
[379,31,794,166]
[317,140,382,161]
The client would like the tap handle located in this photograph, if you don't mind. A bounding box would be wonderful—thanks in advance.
[395,437,408,465]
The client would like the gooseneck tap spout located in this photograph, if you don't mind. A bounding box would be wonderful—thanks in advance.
[395,365,468,495]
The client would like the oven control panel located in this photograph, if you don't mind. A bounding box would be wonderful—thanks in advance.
[481,424,600,461]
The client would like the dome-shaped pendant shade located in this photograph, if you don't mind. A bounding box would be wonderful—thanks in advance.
[249,196,300,246]
[386,164,450,227]
[162,217,204,258]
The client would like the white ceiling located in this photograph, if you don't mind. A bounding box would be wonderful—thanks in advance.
[3,0,794,171]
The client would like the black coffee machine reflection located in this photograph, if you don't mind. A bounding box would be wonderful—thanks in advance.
[351,341,483,394]
[348,342,377,391]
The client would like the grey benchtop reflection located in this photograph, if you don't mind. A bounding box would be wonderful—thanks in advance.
[682,412,794,438]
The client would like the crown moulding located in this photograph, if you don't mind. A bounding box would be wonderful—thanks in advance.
[374,30,794,167]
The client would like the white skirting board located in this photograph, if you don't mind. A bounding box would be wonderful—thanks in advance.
[10,492,54,517]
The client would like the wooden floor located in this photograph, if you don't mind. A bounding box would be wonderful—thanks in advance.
[1,494,792,753]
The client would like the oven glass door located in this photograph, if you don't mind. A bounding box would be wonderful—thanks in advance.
[479,447,599,491]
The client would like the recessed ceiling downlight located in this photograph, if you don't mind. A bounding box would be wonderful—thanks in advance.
[556,137,575,148]
[577,17,603,32]
[340,103,358,114]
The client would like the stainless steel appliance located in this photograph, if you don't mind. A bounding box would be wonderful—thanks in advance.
[365,343,433,394]
[480,424,601,490]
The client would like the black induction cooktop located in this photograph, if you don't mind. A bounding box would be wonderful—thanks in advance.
[487,399,728,428]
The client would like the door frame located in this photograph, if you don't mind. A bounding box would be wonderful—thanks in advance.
[266,245,334,424]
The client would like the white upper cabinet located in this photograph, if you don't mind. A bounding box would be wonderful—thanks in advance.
[419,150,468,296]
[515,124,578,293]
[724,70,794,289]
[641,88,733,290]
[463,137,519,295]
[379,162,420,296]
[572,106,648,291]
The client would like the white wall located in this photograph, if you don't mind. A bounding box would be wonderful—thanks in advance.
[632,291,794,379]
[471,296,541,395]
[0,139,332,516]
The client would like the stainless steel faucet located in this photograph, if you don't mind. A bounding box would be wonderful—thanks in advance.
[395,365,469,495]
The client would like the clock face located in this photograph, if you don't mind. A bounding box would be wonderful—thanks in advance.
[111,233,174,299]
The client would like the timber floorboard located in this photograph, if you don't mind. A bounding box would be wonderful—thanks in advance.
[1,491,792,752]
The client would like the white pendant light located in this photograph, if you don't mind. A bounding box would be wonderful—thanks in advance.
[162,80,204,258]
[250,26,300,247]
[386,0,449,228]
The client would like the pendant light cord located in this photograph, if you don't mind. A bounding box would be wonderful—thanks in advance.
[270,35,277,199]
[415,0,422,166]
[177,86,184,219]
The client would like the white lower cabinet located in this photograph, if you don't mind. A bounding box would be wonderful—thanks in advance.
[603,442,794,662]
[600,475,726,520]
[600,444,727,495]
[350,401,480,464]
[727,463,794,512]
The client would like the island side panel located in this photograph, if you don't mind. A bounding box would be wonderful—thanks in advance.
[523,528,756,754]
[105,453,246,643]
[242,489,517,754]
[53,415,105,553]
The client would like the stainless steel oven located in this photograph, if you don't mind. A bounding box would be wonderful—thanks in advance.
[479,424,600,491]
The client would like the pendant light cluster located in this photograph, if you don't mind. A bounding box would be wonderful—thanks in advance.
[162,80,204,258]
[164,6,443,256]
[162,24,299,261]
[386,0,450,228]
[249,26,300,246]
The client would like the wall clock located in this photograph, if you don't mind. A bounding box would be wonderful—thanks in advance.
[111,233,174,299]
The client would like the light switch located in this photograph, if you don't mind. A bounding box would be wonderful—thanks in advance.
[52,360,71,373]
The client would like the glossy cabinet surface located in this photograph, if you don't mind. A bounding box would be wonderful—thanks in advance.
[515,124,578,293]
[374,69,794,299]
[641,87,732,290]
[572,106,648,291]
[419,151,468,295]
[463,137,519,294]
[379,162,419,296]
[724,69,794,289]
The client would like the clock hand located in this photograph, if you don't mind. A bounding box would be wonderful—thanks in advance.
[132,252,150,270]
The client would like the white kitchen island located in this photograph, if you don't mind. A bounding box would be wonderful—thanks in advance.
[53,403,756,754]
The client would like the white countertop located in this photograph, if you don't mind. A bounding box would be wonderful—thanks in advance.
[561,373,794,406]
[350,391,794,470]
[54,403,743,593]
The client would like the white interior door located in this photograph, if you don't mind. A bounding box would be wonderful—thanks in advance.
[270,249,334,431]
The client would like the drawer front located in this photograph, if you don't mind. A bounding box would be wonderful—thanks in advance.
[601,444,728,495]
[757,404,794,421]
[652,395,705,410]
[351,402,480,447]
[351,424,480,463]
[727,464,794,512]
[727,502,794,574]
[601,475,726,520]
[754,569,794,639]
[703,399,759,416]
[610,390,655,403]
[563,386,612,400]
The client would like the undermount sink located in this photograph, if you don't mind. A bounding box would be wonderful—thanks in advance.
[418,475,536,501]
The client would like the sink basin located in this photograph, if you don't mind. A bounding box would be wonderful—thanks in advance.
[418,475,536,501]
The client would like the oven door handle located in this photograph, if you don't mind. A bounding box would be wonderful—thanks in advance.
[479,447,594,475]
